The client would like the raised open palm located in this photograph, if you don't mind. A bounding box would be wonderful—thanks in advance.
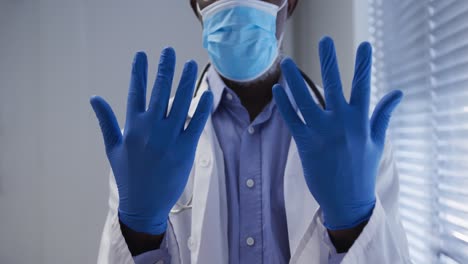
[273,37,402,230]
[90,48,213,235]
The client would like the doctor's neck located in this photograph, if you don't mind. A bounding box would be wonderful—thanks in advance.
[221,57,283,122]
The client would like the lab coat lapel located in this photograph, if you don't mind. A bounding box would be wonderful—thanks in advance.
[283,76,325,260]
[284,138,318,259]
[188,78,229,264]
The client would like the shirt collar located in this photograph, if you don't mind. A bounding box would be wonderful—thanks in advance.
[206,66,227,113]
[205,65,299,113]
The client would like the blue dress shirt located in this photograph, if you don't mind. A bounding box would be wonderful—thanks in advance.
[208,67,292,263]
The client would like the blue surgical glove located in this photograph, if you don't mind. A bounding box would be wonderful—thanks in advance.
[273,37,402,230]
[90,48,213,235]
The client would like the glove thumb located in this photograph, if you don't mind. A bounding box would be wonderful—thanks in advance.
[90,96,122,152]
[370,90,403,146]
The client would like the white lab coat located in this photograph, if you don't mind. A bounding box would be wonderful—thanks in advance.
[97,74,412,264]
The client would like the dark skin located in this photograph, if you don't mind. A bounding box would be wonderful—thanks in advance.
[122,0,366,256]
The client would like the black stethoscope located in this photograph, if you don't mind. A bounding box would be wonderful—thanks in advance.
[170,63,325,214]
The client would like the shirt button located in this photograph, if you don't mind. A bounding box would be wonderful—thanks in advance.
[155,260,164,264]
[188,236,196,251]
[246,179,255,188]
[226,93,233,101]
[248,126,255,134]
[246,237,255,246]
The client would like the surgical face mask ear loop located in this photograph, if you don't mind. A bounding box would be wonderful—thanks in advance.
[265,0,288,81]
[196,1,202,15]
[278,0,288,13]
[276,0,288,46]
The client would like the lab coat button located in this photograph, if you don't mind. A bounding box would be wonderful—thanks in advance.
[246,237,255,246]
[246,179,255,188]
[188,236,196,251]
[248,126,255,134]
[199,156,211,168]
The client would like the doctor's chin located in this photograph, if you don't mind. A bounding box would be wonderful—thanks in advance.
[2,0,468,263]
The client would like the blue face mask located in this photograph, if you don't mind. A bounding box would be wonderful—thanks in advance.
[200,0,287,82]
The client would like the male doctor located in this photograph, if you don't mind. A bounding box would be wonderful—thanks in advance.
[91,0,411,263]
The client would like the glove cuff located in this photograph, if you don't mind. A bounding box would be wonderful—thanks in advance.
[118,211,168,235]
[322,201,375,230]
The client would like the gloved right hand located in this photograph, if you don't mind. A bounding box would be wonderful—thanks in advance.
[273,38,402,230]
[90,48,213,235]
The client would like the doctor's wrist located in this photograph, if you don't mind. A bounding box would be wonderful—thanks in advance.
[120,219,165,256]
[118,210,168,235]
[327,220,368,253]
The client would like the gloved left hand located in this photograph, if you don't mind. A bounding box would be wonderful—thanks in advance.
[273,37,403,230]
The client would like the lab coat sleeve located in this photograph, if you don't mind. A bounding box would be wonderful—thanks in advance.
[292,140,412,264]
[97,170,176,264]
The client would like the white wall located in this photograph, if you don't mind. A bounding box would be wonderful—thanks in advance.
[291,0,370,99]
[0,0,368,263]
[0,2,44,262]
[0,1,207,263]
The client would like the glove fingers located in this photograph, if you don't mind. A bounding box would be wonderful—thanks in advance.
[148,47,176,119]
[273,84,306,135]
[90,96,122,151]
[126,52,148,120]
[280,58,322,125]
[168,60,198,129]
[350,42,372,114]
[319,36,346,110]
[183,91,213,141]
[370,90,403,145]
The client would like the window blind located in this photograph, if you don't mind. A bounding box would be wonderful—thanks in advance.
[368,0,468,263]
